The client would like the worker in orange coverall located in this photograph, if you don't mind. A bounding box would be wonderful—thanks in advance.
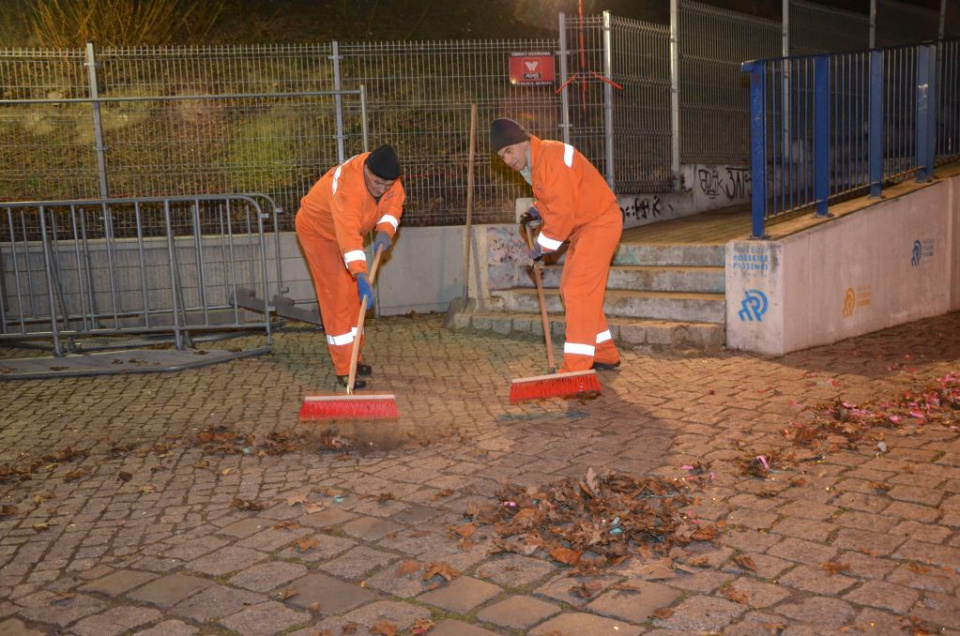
[295,145,404,390]
[491,118,622,373]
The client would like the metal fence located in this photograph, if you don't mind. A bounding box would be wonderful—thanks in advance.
[0,194,277,355]
[679,0,781,166]
[742,39,958,238]
[790,1,869,56]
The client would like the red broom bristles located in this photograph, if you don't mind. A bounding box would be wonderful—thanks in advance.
[509,370,601,404]
[299,394,400,421]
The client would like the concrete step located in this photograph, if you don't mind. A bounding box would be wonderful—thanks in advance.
[491,287,726,324]
[613,243,725,267]
[449,310,725,350]
[525,264,725,293]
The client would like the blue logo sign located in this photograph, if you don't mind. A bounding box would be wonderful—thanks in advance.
[911,240,922,266]
[738,289,768,322]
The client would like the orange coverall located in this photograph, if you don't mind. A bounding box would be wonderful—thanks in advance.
[294,153,404,376]
[528,135,623,372]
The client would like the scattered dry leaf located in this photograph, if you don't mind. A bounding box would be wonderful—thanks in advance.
[297,537,319,552]
[33,522,49,532]
[117,471,132,482]
[411,618,436,635]
[274,520,301,531]
[723,586,750,604]
[370,619,398,636]
[569,580,604,598]
[733,554,757,572]
[422,562,460,581]
[652,607,674,619]
[396,560,421,578]
[821,561,850,576]
[277,587,298,601]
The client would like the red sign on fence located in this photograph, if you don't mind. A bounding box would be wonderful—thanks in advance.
[509,52,555,86]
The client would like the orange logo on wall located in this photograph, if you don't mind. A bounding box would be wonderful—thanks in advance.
[842,285,871,318]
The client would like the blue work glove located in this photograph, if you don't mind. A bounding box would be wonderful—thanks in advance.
[527,242,545,263]
[373,230,392,254]
[356,272,374,309]
[519,206,541,228]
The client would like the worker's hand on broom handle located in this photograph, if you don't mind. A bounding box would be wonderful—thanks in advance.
[346,245,384,394]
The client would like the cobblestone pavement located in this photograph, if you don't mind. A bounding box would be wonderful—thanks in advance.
[2,312,960,635]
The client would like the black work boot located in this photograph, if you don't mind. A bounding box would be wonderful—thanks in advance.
[592,360,621,371]
[355,363,373,377]
[337,375,367,390]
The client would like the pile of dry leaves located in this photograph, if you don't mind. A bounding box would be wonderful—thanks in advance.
[467,468,716,571]
[194,425,352,455]
[783,372,960,453]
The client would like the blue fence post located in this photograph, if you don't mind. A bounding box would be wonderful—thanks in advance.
[742,60,767,239]
[868,50,884,197]
[916,45,934,182]
[925,44,937,179]
[813,56,831,217]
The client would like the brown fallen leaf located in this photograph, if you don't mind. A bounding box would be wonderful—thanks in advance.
[652,607,674,619]
[377,492,395,503]
[422,562,460,581]
[569,580,603,599]
[396,560,421,578]
[548,546,582,566]
[821,561,850,576]
[907,562,930,574]
[297,537,319,552]
[303,502,326,514]
[341,622,359,634]
[277,587,298,600]
[274,520,301,531]
[117,471,133,482]
[0,505,19,516]
[286,492,309,506]
[33,522,50,532]
[723,586,750,604]
[447,522,476,539]
[636,559,675,580]
[370,619,398,636]
[231,498,266,511]
[411,618,436,635]
[734,554,758,572]
[612,580,646,593]
[871,482,892,493]
[307,601,322,612]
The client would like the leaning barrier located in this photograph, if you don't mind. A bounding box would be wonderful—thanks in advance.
[0,194,280,357]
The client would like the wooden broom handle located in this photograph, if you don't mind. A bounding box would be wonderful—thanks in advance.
[523,224,556,373]
[346,245,384,395]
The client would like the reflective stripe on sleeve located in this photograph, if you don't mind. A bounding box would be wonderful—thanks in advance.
[377,214,399,230]
[563,143,574,167]
[331,165,343,195]
[596,330,612,343]
[537,232,563,251]
[564,342,595,356]
[343,250,367,266]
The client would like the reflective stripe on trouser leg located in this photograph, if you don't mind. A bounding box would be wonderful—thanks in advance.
[294,224,365,376]
[594,325,620,366]
[559,213,622,373]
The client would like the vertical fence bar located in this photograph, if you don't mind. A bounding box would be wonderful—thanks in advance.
[85,42,110,199]
[814,55,831,216]
[602,11,615,191]
[924,44,937,179]
[163,200,184,350]
[743,61,767,238]
[916,45,932,182]
[869,50,884,197]
[36,206,63,357]
[331,40,345,164]
[558,12,571,145]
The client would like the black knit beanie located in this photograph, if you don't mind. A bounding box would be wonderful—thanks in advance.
[490,118,530,153]
[366,145,401,180]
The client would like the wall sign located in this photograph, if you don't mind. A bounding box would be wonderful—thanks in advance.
[509,52,555,86]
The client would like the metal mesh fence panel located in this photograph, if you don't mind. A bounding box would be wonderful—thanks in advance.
[679,0,780,166]
[338,39,561,226]
[876,0,940,48]
[0,49,101,200]
[608,16,672,193]
[791,0,869,56]
[938,39,960,163]
[563,15,609,184]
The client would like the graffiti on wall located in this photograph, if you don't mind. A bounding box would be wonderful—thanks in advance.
[697,166,752,200]
[910,239,935,267]
[620,195,673,224]
[842,285,872,318]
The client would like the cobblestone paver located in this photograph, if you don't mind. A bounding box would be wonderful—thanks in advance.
[2,312,960,634]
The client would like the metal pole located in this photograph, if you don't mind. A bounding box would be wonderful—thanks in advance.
[782,0,792,169]
[743,61,767,239]
[558,12,571,145]
[813,56,831,217]
[602,11,615,191]
[163,201,184,351]
[85,42,110,198]
[868,50,884,197]
[869,0,877,48]
[360,84,369,152]
[939,0,947,41]
[782,0,790,56]
[331,40,346,164]
[669,0,681,191]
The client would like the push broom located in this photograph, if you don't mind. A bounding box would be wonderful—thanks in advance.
[509,226,602,403]
[299,245,400,420]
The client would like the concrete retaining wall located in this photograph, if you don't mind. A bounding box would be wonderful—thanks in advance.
[726,175,959,356]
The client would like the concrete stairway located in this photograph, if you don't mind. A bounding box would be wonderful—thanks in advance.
[454,240,728,350]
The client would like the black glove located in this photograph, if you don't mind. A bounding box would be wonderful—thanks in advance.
[519,206,541,228]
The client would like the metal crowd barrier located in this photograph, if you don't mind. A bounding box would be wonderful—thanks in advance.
[0,194,279,357]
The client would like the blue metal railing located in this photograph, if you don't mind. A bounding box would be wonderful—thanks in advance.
[742,39,959,238]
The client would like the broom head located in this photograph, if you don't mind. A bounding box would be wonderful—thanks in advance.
[509,369,601,403]
[299,393,399,421]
